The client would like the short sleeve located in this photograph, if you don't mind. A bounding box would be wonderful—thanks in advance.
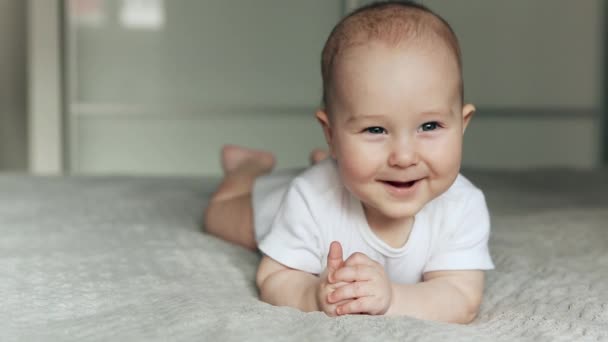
[257,179,323,274]
[423,190,494,273]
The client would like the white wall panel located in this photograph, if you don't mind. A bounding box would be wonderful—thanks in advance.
[425,0,602,109]
[74,112,325,176]
[63,0,604,175]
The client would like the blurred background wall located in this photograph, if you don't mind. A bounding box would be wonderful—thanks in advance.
[0,0,27,172]
[2,0,607,175]
[430,0,603,169]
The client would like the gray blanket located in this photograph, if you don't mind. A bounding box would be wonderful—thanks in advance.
[1,169,607,341]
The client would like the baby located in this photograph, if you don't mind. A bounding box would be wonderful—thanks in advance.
[204,1,493,323]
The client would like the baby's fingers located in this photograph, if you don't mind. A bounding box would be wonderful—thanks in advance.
[333,265,375,283]
[336,297,375,316]
[328,299,353,317]
[344,252,377,267]
[330,281,350,290]
[327,281,371,304]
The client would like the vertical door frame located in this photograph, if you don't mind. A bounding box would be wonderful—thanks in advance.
[602,0,608,166]
[27,0,65,174]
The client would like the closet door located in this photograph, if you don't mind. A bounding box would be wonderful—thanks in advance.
[66,0,342,175]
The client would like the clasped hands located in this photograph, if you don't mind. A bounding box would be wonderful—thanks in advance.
[316,241,392,316]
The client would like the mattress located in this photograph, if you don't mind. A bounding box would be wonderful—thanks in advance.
[1,169,607,341]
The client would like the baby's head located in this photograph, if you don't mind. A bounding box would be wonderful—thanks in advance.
[320,0,463,111]
[315,1,476,226]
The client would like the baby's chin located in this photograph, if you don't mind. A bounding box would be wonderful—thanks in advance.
[363,200,425,223]
[382,204,424,220]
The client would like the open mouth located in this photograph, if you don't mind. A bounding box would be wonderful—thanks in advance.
[381,180,417,188]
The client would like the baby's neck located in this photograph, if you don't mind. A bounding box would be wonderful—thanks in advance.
[363,208,415,249]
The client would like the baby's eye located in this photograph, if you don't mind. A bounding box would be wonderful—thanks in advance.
[419,122,439,132]
[363,126,387,135]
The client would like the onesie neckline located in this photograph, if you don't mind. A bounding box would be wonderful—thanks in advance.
[351,195,423,258]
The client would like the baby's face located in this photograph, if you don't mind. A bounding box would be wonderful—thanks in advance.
[320,40,473,228]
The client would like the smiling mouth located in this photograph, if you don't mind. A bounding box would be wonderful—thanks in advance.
[381,180,418,188]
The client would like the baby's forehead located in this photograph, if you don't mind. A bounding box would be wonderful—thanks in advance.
[333,40,462,95]
[329,42,463,117]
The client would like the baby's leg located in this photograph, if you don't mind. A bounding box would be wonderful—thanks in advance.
[204,145,275,250]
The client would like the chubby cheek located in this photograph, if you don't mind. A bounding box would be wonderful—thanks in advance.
[426,133,462,184]
[334,135,385,185]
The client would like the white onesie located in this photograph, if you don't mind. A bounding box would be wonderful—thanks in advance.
[253,159,494,284]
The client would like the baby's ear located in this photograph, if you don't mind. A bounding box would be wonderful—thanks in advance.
[315,110,334,153]
[461,104,476,134]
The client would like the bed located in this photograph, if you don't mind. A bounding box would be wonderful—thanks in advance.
[1,169,607,341]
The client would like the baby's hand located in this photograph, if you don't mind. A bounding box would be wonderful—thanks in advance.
[328,252,393,315]
[316,241,351,316]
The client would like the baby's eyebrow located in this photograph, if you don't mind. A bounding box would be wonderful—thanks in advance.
[420,110,451,117]
[347,110,451,123]
[346,114,386,124]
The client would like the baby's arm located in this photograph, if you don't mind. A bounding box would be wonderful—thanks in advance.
[386,270,484,323]
[256,256,319,312]
[330,252,484,323]
[256,241,351,316]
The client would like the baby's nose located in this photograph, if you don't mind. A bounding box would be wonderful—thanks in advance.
[388,141,418,168]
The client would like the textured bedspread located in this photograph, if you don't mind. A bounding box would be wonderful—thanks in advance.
[1,169,607,341]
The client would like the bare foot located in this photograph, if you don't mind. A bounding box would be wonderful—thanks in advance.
[221,145,276,175]
[309,148,330,165]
